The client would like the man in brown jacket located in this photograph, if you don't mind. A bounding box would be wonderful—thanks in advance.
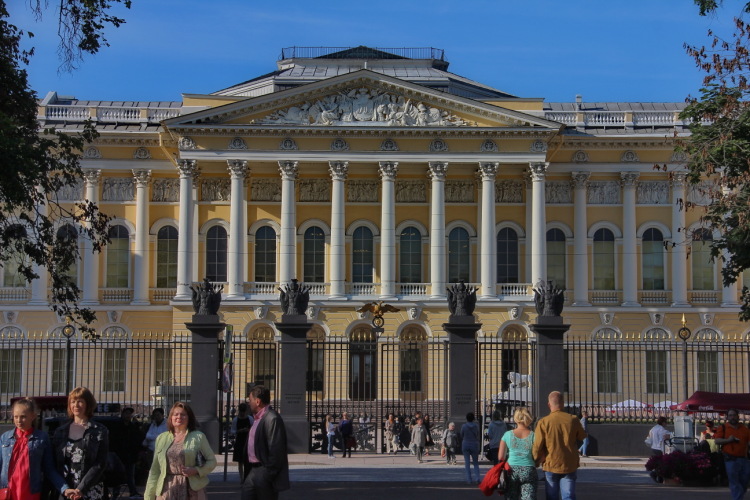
[532,391,586,500]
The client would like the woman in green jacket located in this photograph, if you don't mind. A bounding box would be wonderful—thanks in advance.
[144,402,216,500]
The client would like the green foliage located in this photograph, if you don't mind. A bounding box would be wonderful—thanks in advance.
[681,4,750,321]
[0,0,132,337]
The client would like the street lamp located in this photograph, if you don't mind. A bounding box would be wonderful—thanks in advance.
[61,317,77,395]
[677,314,692,403]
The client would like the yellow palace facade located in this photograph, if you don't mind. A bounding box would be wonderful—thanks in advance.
[1,47,749,428]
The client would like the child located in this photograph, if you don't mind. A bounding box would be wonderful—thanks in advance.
[411,417,429,463]
[442,421,459,465]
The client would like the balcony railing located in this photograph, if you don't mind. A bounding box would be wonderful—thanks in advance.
[590,290,621,305]
[0,287,30,302]
[245,282,279,295]
[689,290,719,304]
[639,290,671,305]
[497,283,532,298]
[150,288,176,303]
[397,283,428,296]
[41,104,181,124]
[543,110,687,129]
[101,288,133,303]
[348,283,379,295]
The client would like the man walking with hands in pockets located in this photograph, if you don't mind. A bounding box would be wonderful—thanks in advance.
[533,391,586,500]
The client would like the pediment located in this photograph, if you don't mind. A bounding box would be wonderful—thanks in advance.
[166,70,560,131]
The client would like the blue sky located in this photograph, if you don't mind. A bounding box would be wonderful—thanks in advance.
[8,0,745,103]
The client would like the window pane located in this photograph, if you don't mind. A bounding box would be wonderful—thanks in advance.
[448,228,470,283]
[57,225,79,286]
[646,351,668,394]
[596,350,618,393]
[642,228,664,290]
[497,228,519,283]
[399,227,422,283]
[253,348,276,391]
[50,348,74,393]
[156,226,178,288]
[103,349,126,392]
[546,229,566,288]
[352,227,374,283]
[254,226,277,283]
[3,225,27,287]
[697,351,719,392]
[400,347,422,392]
[306,348,324,392]
[303,227,325,283]
[206,226,228,282]
[692,229,714,290]
[593,229,615,290]
[0,349,22,393]
[106,225,129,288]
[154,348,172,385]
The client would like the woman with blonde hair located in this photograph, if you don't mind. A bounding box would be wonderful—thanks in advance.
[144,402,216,500]
[51,387,109,500]
[498,407,538,500]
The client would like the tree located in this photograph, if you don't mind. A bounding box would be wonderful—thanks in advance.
[0,0,131,336]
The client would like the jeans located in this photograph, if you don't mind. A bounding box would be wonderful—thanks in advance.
[725,456,750,500]
[544,471,577,500]
[327,434,334,456]
[462,444,480,482]
[578,437,589,456]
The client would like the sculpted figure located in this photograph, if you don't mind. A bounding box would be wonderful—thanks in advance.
[190,278,224,315]
[533,279,565,317]
[278,279,311,316]
[447,280,477,316]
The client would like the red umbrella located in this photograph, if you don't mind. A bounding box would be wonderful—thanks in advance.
[670,391,750,413]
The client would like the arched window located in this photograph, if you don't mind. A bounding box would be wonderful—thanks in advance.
[546,228,566,288]
[248,326,277,391]
[692,228,714,290]
[642,228,664,290]
[56,224,78,286]
[3,224,27,287]
[206,226,227,282]
[156,226,178,288]
[303,226,325,283]
[106,225,130,288]
[497,227,519,284]
[448,227,470,283]
[254,226,276,283]
[352,226,374,283]
[399,227,422,283]
[593,228,615,290]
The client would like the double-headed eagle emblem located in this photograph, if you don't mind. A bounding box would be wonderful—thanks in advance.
[357,301,400,328]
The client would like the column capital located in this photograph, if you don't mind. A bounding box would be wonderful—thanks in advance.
[82,169,101,185]
[176,159,198,178]
[328,161,349,181]
[571,171,590,189]
[478,162,499,181]
[379,161,399,180]
[428,161,448,181]
[227,160,249,179]
[620,171,640,187]
[278,160,299,180]
[132,169,152,187]
[671,171,688,188]
[528,162,549,181]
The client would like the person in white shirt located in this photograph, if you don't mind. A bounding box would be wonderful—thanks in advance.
[646,416,671,483]
[143,408,167,452]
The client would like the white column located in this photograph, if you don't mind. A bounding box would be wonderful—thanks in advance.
[329,161,349,299]
[227,160,249,300]
[524,174,533,283]
[191,172,200,286]
[379,161,398,299]
[175,160,197,300]
[278,161,298,284]
[721,184,740,306]
[428,162,448,298]
[81,169,101,305]
[479,162,498,299]
[621,171,640,306]
[29,188,49,305]
[571,171,590,306]
[529,162,548,286]
[671,172,689,306]
[131,169,151,305]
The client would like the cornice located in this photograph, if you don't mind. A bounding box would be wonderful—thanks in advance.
[551,137,680,150]
[178,150,548,164]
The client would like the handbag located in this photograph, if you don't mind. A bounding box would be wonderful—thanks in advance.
[441,446,446,458]
[0,488,8,500]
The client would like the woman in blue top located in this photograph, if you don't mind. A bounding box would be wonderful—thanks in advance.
[498,407,537,500]
[460,412,481,484]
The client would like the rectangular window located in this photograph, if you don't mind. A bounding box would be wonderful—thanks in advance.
[697,351,719,392]
[400,347,422,392]
[154,348,172,385]
[253,348,276,391]
[596,350,618,393]
[103,348,126,392]
[593,240,615,290]
[646,351,668,394]
[156,238,178,288]
[306,347,324,392]
[106,237,130,288]
[547,241,566,288]
[642,240,665,290]
[0,349,22,393]
[50,348,74,393]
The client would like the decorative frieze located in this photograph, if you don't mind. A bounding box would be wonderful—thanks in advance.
[396,180,426,202]
[637,181,669,204]
[56,180,84,201]
[152,179,179,202]
[299,179,330,202]
[201,178,231,201]
[250,178,281,201]
[445,180,474,202]
[495,180,524,203]
[545,181,572,204]
[347,180,379,202]
[587,181,620,204]
[102,178,135,201]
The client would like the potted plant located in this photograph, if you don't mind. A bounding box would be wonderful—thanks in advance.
[645,451,715,485]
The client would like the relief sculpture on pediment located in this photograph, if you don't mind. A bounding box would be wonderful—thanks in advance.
[254,87,470,127]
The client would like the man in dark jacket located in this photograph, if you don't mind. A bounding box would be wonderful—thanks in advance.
[242,385,290,500]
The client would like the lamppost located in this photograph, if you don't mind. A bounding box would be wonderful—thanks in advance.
[677,314,692,403]
[61,317,77,395]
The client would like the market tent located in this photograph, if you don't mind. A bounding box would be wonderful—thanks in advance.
[606,399,650,412]
[669,391,750,413]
